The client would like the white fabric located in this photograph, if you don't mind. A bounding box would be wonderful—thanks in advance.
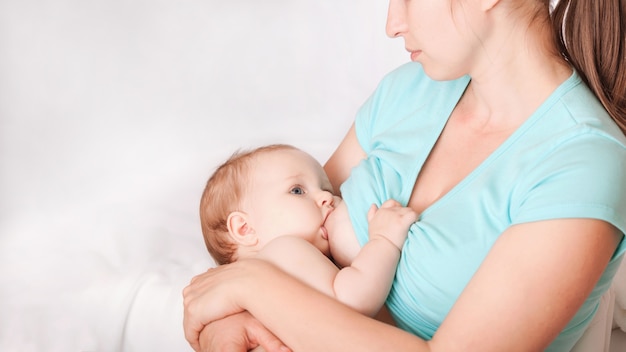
[613,258,626,332]
[0,1,623,351]
[572,289,615,352]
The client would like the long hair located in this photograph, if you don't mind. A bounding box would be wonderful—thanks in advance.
[551,0,626,135]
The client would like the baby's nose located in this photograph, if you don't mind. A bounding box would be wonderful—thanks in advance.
[319,191,335,207]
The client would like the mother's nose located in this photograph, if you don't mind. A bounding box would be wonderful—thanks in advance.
[386,0,407,38]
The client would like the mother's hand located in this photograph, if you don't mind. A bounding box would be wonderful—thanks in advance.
[182,259,278,351]
[196,312,290,352]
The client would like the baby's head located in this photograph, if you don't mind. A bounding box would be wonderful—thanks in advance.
[200,144,337,265]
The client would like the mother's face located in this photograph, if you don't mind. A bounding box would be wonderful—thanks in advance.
[385,0,489,81]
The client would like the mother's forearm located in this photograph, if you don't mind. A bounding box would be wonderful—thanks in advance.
[243,262,427,352]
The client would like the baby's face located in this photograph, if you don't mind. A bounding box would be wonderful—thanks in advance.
[241,148,339,257]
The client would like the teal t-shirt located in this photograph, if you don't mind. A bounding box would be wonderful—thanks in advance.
[340,62,626,351]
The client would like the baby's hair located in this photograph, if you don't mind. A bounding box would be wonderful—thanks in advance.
[199,144,299,265]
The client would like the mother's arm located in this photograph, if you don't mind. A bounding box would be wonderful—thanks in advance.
[184,259,427,352]
[183,218,622,351]
[432,219,621,351]
[324,123,366,195]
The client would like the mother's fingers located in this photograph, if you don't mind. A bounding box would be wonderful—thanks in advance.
[183,320,202,352]
[196,312,291,352]
[182,262,259,350]
[188,267,214,285]
[182,267,226,350]
[183,284,211,351]
[380,199,401,208]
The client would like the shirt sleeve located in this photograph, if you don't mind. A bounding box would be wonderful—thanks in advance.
[511,128,626,257]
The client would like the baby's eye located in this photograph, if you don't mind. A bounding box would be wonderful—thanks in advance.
[290,186,305,195]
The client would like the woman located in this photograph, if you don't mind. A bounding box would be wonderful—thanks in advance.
[183,0,626,351]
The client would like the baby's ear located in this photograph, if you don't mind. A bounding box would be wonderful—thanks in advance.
[226,211,258,246]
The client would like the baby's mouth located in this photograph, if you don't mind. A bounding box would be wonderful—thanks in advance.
[321,207,334,240]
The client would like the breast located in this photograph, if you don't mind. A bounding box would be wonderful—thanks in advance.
[326,200,361,268]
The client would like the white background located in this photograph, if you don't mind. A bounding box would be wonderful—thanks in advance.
[0,1,406,351]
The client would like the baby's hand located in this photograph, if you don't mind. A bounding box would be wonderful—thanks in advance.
[366,199,418,250]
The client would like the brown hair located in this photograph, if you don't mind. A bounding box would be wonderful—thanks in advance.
[551,0,626,135]
[199,144,298,265]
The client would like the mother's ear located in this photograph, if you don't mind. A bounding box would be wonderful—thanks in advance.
[226,211,259,247]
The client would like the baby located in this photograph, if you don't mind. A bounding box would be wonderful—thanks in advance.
[199,144,417,316]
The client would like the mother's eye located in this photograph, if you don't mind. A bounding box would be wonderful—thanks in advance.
[290,186,305,195]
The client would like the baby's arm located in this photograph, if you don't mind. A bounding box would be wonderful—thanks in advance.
[333,199,417,316]
[256,199,416,317]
